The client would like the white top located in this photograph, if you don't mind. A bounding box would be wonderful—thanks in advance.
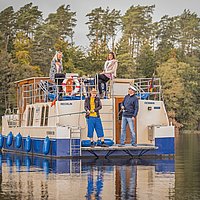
[103,59,118,79]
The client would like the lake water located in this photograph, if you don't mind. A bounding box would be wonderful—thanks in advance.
[0,133,199,200]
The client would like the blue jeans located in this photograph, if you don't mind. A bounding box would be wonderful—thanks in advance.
[120,165,136,198]
[120,116,136,145]
[87,117,104,138]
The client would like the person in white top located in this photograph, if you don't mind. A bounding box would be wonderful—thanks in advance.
[97,52,118,98]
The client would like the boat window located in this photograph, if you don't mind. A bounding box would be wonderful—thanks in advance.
[44,105,49,126]
[30,107,34,126]
[40,106,45,126]
[27,107,31,126]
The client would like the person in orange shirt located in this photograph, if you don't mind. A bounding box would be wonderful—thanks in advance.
[84,88,108,147]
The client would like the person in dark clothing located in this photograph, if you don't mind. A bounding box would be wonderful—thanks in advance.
[84,88,108,147]
[119,85,139,146]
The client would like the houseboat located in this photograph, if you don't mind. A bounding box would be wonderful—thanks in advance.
[0,74,175,158]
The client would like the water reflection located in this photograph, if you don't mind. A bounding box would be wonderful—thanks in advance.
[0,152,176,199]
[175,134,200,200]
[85,166,104,200]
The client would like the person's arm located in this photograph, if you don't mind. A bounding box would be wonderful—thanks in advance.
[104,60,118,74]
[60,61,63,71]
[103,61,108,72]
[121,95,127,108]
[121,96,125,110]
[133,97,139,118]
[100,61,108,74]
[50,60,56,81]
[84,98,90,113]
[94,97,102,112]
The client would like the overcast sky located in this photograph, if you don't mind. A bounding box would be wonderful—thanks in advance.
[0,0,200,47]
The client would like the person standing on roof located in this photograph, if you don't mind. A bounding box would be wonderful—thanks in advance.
[49,51,63,83]
[49,51,65,98]
[119,85,139,147]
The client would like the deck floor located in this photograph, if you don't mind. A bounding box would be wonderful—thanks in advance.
[81,144,158,151]
[81,144,158,158]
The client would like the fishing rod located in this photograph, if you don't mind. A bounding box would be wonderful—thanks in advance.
[117,108,124,121]
[47,111,86,118]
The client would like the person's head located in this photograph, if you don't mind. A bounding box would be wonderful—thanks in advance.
[107,52,115,60]
[57,51,63,60]
[53,51,62,62]
[128,85,137,95]
[90,88,97,97]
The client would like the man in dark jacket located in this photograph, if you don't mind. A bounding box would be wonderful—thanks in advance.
[84,88,108,147]
[119,85,139,146]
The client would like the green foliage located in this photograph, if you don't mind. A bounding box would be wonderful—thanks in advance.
[15,3,42,36]
[45,5,76,42]
[30,5,77,76]
[116,53,135,78]
[121,5,155,57]
[13,32,32,64]
[178,10,200,55]
[86,7,121,58]
[180,55,200,129]
[0,6,15,52]
[157,58,199,129]
[157,58,185,112]
[0,4,200,129]
[135,43,156,77]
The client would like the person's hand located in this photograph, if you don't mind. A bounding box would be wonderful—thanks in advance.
[132,117,135,121]
[121,106,125,110]
[86,110,90,115]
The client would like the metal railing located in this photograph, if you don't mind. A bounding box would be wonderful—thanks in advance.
[4,108,20,128]
[133,78,161,101]
[20,75,112,105]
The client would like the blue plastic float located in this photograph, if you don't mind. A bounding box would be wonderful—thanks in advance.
[15,133,22,148]
[0,134,4,149]
[81,139,114,147]
[97,139,114,146]
[7,132,13,147]
[43,136,50,155]
[25,136,32,152]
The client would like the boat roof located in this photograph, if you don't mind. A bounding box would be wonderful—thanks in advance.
[14,77,50,85]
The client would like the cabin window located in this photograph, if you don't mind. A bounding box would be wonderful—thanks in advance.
[29,84,33,104]
[30,107,34,126]
[44,105,49,126]
[27,107,31,126]
[40,106,45,126]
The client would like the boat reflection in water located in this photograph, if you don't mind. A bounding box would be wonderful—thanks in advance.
[0,153,175,199]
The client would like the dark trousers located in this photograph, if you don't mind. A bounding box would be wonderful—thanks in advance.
[55,73,65,95]
[96,74,110,94]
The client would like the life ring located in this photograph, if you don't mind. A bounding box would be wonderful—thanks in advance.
[62,77,80,96]
[62,78,73,95]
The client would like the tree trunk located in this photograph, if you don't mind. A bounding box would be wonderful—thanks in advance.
[197,119,200,131]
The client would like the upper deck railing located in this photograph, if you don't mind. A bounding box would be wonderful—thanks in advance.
[133,78,161,101]
[15,75,161,109]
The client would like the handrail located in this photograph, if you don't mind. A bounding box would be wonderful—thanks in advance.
[18,76,161,108]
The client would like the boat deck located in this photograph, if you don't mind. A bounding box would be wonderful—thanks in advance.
[81,144,158,158]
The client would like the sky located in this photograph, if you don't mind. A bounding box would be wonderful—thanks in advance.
[0,0,200,47]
